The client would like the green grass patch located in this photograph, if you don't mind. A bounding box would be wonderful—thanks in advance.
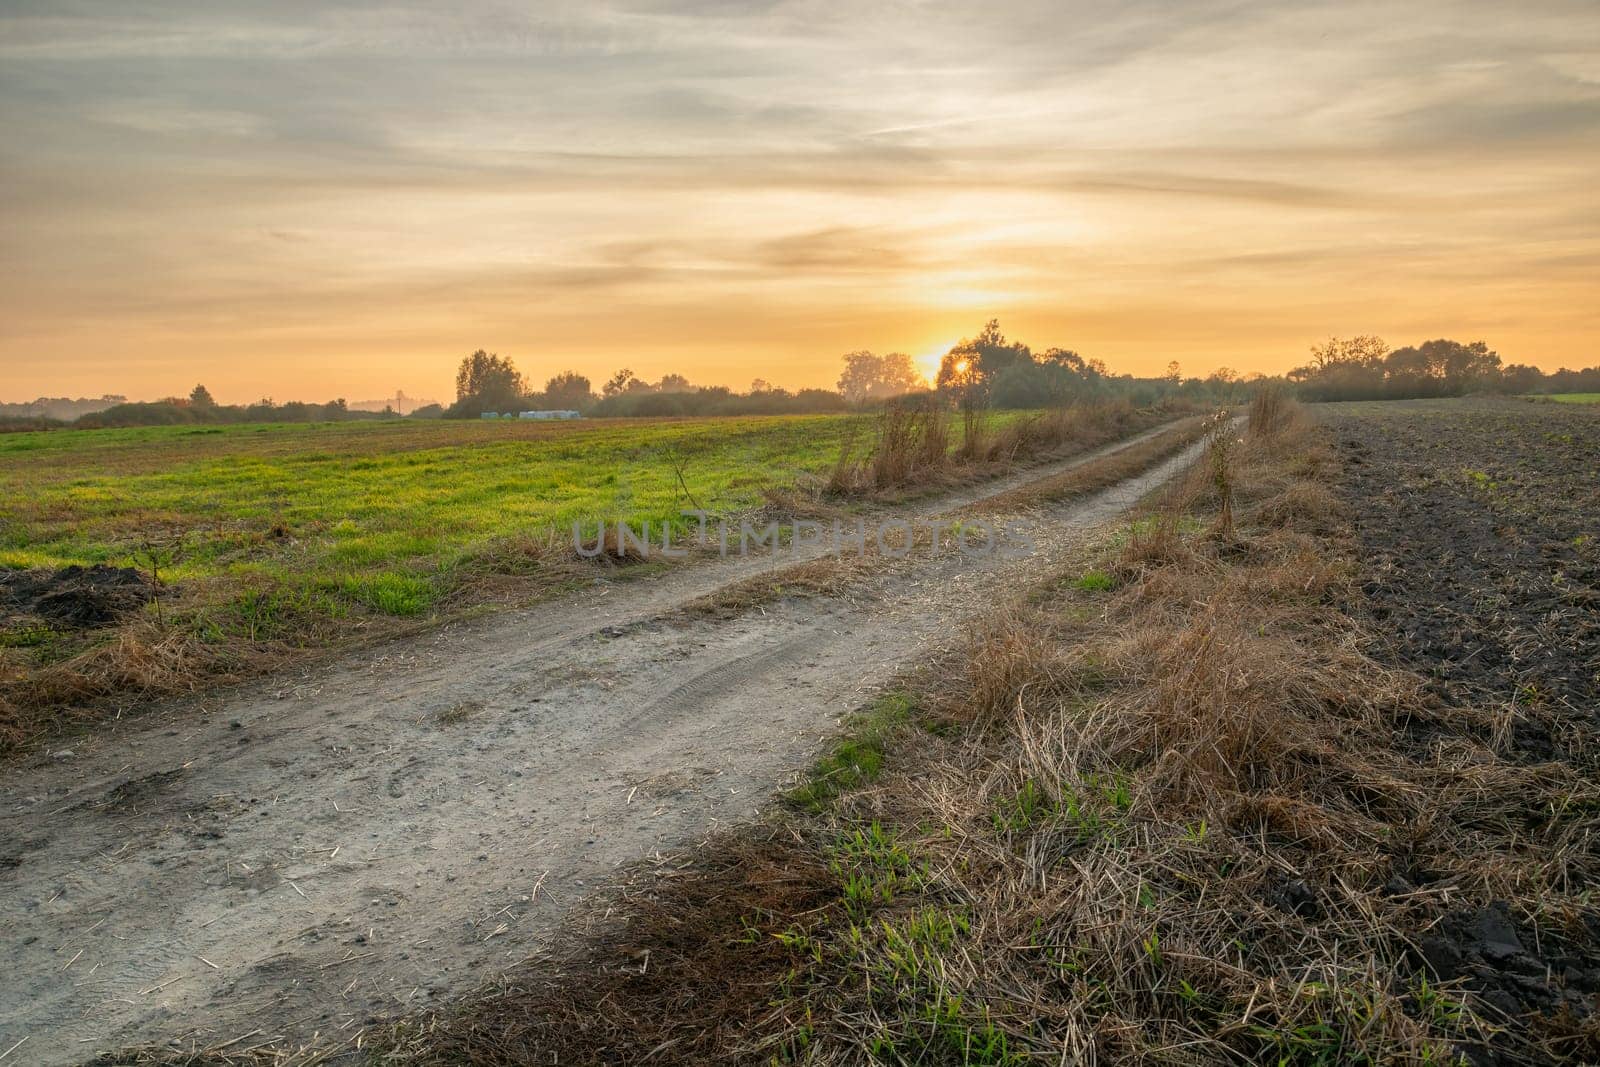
[991,772,1132,840]
[340,572,435,616]
[788,691,917,812]
[1527,393,1600,404]
[0,415,867,632]
[1119,513,1205,540]
[0,624,57,649]
[1073,569,1115,592]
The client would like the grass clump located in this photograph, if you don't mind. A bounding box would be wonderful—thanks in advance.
[1247,383,1291,439]
[340,572,435,617]
[788,692,917,812]
[1073,569,1115,592]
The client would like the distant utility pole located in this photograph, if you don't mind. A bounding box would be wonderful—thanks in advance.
[393,389,409,415]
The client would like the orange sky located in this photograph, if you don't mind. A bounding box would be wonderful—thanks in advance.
[2,1,1598,404]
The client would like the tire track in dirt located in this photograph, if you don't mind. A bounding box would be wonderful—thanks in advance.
[0,425,1211,1065]
[619,638,822,735]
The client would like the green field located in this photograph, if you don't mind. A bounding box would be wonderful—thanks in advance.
[1535,393,1600,404]
[1,404,1150,742]
[1,416,860,623]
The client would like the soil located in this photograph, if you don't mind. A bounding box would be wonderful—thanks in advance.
[1418,902,1600,1036]
[1329,398,1600,715]
[1328,398,1600,1064]
[0,565,154,631]
[0,423,1207,1065]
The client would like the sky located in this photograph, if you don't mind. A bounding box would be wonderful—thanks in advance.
[2,0,1598,404]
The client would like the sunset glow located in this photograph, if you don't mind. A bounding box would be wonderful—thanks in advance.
[2,2,1597,402]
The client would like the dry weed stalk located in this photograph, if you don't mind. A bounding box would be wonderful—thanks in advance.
[827,397,1197,498]
[1203,409,1240,538]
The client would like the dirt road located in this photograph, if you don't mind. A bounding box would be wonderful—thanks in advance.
[1,428,1208,1064]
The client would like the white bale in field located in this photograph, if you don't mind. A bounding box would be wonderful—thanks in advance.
[518,410,581,420]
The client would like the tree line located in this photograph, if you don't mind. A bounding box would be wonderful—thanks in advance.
[7,323,1595,433]
[1286,336,1600,402]
[0,384,446,432]
[447,350,849,418]
[445,320,1255,419]
[0,394,128,423]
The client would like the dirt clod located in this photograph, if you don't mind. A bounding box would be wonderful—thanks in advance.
[0,564,154,629]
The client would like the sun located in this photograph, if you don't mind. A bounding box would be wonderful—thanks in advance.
[915,337,962,381]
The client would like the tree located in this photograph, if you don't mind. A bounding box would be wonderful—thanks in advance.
[1383,345,1434,388]
[1287,335,1513,401]
[837,351,881,403]
[189,384,216,409]
[1041,348,1089,375]
[876,353,925,397]
[542,371,595,411]
[602,369,635,397]
[1426,339,1501,390]
[1308,335,1388,371]
[454,350,525,407]
[837,351,927,404]
[1287,337,1391,401]
[1374,339,1500,395]
[1500,363,1543,395]
[982,346,1105,408]
[656,373,693,393]
[936,320,1030,395]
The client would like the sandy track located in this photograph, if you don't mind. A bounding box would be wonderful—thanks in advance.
[1,429,1206,1064]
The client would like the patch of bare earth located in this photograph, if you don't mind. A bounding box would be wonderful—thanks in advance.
[1328,397,1600,1064]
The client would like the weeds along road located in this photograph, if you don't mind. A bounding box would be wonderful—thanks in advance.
[0,422,1215,1064]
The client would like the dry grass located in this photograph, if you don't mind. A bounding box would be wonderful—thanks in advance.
[976,400,1154,469]
[823,396,951,493]
[2,617,277,752]
[676,553,876,620]
[1247,383,1292,440]
[825,398,1198,498]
